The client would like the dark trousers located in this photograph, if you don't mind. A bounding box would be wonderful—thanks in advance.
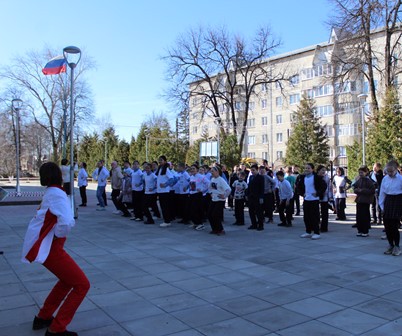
[158,192,172,223]
[102,190,107,206]
[356,203,370,234]
[234,198,245,224]
[303,200,320,234]
[63,182,71,196]
[208,201,225,232]
[274,189,280,210]
[294,194,301,214]
[335,198,346,219]
[132,190,144,219]
[112,189,130,215]
[320,201,329,231]
[279,200,292,225]
[248,198,264,228]
[228,194,234,209]
[384,218,400,247]
[263,193,274,220]
[142,194,155,222]
[79,186,87,205]
[189,193,203,224]
[177,194,189,220]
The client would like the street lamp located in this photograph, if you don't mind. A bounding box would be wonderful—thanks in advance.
[63,46,81,215]
[358,93,368,166]
[12,98,23,196]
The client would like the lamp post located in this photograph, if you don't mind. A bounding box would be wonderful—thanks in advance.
[12,98,23,196]
[63,46,81,215]
[358,93,368,166]
[214,117,221,163]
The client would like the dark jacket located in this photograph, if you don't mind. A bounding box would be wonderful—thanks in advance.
[295,173,327,200]
[246,174,265,200]
[353,176,375,204]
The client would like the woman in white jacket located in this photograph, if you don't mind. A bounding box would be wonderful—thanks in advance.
[77,162,88,206]
[22,162,89,336]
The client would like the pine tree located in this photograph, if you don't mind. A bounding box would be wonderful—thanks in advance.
[366,87,402,165]
[286,97,330,167]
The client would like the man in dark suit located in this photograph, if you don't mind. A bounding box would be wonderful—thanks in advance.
[247,164,265,231]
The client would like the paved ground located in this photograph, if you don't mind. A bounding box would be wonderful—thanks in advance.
[1,185,402,336]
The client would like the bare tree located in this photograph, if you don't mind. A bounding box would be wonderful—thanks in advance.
[0,48,95,162]
[328,0,402,114]
[163,25,286,155]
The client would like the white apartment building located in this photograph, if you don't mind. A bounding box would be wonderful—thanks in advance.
[189,27,401,167]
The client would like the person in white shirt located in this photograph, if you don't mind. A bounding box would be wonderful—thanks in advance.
[276,170,294,227]
[379,160,402,256]
[208,166,231,235]
[188,164,209,230]
[77,162,88,207]
[92,160,109,211]
[174,163,190,224]
[130,160,144,221]
[141,163,159,224]
[333,167,352,220]
[60,159,71,195]
[22,162,89,336]
[156,155,175,227]
[231,171,248,225]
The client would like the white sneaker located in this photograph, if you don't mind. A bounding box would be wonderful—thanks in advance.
[195,224,205,231]
[160,222,171,228]
[311,234,321,240]
[300,233,313,238]
[392,246,401,256]
[113,210,123,215]
[96,207,106,211]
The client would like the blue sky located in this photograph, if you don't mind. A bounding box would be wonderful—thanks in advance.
[0,0,332,141]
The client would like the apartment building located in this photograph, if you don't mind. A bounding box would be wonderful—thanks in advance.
[189,27,401,167]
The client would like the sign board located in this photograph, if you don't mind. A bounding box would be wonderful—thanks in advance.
[200,141,218,157]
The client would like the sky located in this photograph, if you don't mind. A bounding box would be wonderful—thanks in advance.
[0,0,333,141]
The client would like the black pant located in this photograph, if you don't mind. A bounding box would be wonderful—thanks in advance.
[384,218,401,247]
[79,186,87,205]
[279,200,292,225]
[234,198,245,224]
[294,194,301,214]
[208,201,225,232]
[132,190,144,219]
[263,193,274,220]
[320,201,329,231]
[112,189,130,215]
[177,194,190,220]
[336,198,346,219]
[189,193,203,224]
[303,200,320,234]
[356,203,370,234]
[142,194,155,222]
[158,192,172,223]
[371,193,382,223]
[248,198,264,228]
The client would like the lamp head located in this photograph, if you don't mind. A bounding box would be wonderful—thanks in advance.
[12,98,23,110]
[63,46,81,68]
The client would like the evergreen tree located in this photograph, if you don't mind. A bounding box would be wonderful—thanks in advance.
[220,134,240,170]
[186,139,203,166]
[286,97,330,167]
[366,87,402,165]
[346,140,362,178]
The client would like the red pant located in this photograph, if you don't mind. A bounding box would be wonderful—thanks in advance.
[38,238,90,333]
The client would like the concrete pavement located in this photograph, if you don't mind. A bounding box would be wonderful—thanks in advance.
[1,188,402,336]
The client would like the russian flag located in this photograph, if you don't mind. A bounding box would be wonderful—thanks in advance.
[42,55,67,75]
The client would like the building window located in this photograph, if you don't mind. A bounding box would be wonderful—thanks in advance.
[276,96,282,107]
[314,84,333,97]
[248,136,256,145]
[235,87,242,95]
[247,152,256,159]
[262,152,269,160]
[275,81,281,89]
[276,151,283,159]
[337,124,359,136]
[235,101,242,110]
[192,97,198,106]
[262,134,268,144]
[249,101,255,111]
[289,93,300,105]
[261,83,268,92]
[325,125,333,137]
[335,81,356,94]
[276,115,283,124]
[289,74,300,85]
[339,146,347,157]
[316,105,333,117]
[247,118,255,127]
[191,126,198,134]
[261,116,268,125]
[261,99,267,109]
[276,133,283,143]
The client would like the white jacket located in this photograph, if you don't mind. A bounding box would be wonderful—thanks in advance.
[21,186,75,264]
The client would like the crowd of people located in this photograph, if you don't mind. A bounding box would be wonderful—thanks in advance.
[71,156,402,253]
